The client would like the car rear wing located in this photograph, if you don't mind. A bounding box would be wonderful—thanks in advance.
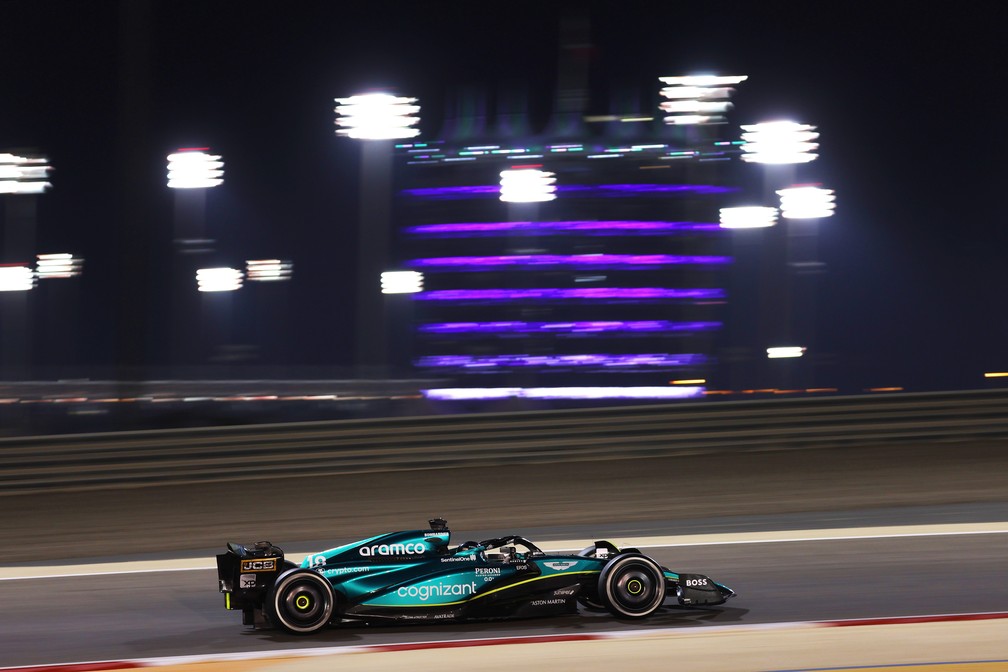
[216,541,286,622]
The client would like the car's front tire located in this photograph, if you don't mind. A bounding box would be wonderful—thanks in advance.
[598,554,666,619]
[266,569,336,635]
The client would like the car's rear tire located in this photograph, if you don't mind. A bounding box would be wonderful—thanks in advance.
[266,569,335,635]
[598,554,666,619]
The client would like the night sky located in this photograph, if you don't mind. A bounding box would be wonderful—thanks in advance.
[1,1,1006,390]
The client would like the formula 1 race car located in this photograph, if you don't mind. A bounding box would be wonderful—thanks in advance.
[216,518,735,634]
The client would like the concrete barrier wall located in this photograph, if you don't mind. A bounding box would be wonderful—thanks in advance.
[3,389,1008,494]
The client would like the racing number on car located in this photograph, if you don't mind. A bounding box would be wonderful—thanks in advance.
[309,555,326,568]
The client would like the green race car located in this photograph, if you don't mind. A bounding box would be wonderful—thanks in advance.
[216,518,735,634]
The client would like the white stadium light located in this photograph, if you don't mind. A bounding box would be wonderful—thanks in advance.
[767,346,806,359]
[0,152,52,194]
[246,259,293,282]
[196,267,242,292]
[741,121,819,164]
[381,270,423,294]
[658,86,735,100]
[167,149,224,189]
[719,206,778,229]
[778,185,836,219]
[659,100,732,114]
[335,93,421,140]
[36,253,83,279]
[0,265,35,291]
[499,168,557,203]
[664,115,719,126]
[658,75,746,126]
[659,75,748,87]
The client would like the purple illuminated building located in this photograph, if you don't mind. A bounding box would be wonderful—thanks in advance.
[381,36,745,400]
[387,136,741,396]
[402,183,735,199]
[408,254,732,271]
[404,220,721,237]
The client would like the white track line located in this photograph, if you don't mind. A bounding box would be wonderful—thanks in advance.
[3,522,1006,581]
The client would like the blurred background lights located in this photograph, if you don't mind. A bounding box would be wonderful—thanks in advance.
[658,75,746,125]
[719,206,778,229]
[408,253,730,270]
[741,121,819,164]
[778,185,836,219]
[499,168,557,202]
[420,320,721,335]
[246,259,293,282]
[422,386,705,400]
[334,93,421,140]
[196,267,242,292]
[167,149,224,189]
[36,253,83,279]
[405,220,720,237]
[0,152,52,194]
[767,346,806,359]
[416,353,705,369]
[659,75,748,87]
[0,265,35,291]
[415,287,725,301]
[380,270,423,294]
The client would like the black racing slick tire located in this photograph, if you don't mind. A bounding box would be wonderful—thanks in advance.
[598,554,666,619]
[266,569,336,635]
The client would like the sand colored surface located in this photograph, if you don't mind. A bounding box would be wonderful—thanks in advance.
[55,619,1008,672]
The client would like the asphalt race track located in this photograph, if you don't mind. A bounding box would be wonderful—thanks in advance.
[2,439,1007,667]
[2,508,1007,667]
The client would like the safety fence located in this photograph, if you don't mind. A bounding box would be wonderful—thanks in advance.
[2,389,1007,494]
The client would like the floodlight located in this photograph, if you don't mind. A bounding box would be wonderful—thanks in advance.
[196,267,242,292]
[658,75,746,125]
[659,87,735,100]
[246,259,293,282]
[499,168,556,203]
[380,270,423,294]
[0,265,35,291]
[659,100,732,114]
[741,121,819,164]
[767,346,806,359]
[0,153,52,194]
[335,93,421,140]
[719,206,778,229]
[659,75,748,87]
[777,185,836,219]
[36,253,83,279]
[167,149,224,189]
